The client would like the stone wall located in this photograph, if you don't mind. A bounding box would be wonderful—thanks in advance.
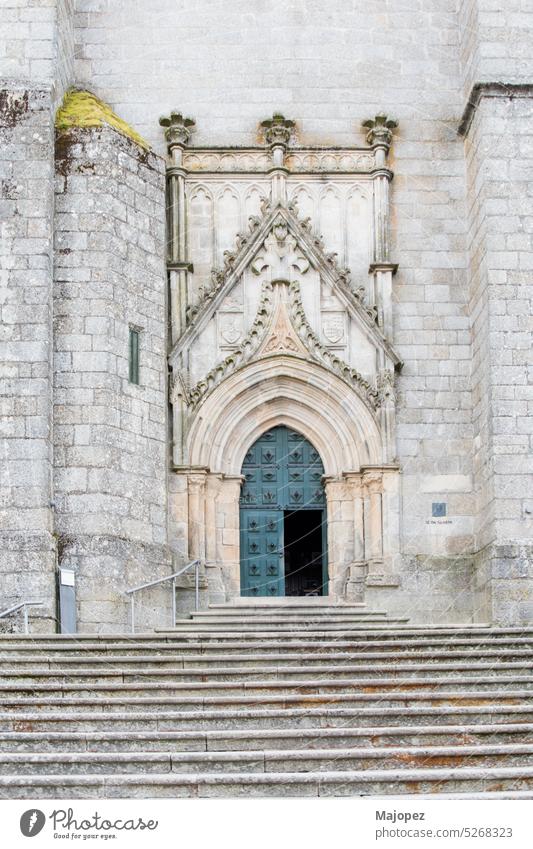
[1,1,531,628]
[0,87,56,631]
[462,91,533,623]
[73,0,481,610]
[53,122,171,631]
[460,0,533,93]
[0,0,74,631]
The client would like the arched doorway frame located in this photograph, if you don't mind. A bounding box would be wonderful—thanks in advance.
[183,355,400,602]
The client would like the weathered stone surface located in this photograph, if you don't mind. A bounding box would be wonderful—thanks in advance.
[0,621,532,797]
[1,0,532,632]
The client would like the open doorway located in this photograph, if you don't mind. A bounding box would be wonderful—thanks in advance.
[283,509,325,596]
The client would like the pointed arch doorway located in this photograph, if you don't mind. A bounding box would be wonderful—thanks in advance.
[239,426,328,597]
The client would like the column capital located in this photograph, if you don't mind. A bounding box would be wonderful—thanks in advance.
[260,113,296,149]
[362,114,398,153]
[369,261,398,275]
[159,111,196,153]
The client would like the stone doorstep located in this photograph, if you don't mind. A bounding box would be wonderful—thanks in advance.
[168,623,413,633]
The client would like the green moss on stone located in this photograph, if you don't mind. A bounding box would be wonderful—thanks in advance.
[55,89,150,149]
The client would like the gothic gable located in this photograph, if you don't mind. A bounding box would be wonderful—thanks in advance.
[170,198,390,361]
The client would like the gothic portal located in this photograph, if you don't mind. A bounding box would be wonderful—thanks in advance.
[167,112,402,606]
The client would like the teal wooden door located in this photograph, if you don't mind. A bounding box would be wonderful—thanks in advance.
[240,427,326,597]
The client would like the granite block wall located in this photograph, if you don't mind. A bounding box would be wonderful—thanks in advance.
[463,92,533,623]
[53,123,171,631]
[0,0,531,628]
[0,87,56,631]
[0,0,74,630]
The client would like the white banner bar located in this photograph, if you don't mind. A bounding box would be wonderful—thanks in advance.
[3,798,532,848]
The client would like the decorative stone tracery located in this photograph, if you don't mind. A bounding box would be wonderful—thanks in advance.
[161,110,402,603]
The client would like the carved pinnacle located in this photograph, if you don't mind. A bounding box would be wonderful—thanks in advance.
[361,113,398,151]
[260,113,296,148]
[159,111,196,149]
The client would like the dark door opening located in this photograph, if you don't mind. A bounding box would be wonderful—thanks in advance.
[283,509,325,596]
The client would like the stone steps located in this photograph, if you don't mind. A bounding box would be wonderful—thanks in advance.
[1,615,533,797]
[0,662,532,685]
[2,766,533,799]
[1,743,532,775]
[0,689,529,713]
[3,724,533,752]
[3,705,533,732]
[3,638,533,657]
[0,675,532,696]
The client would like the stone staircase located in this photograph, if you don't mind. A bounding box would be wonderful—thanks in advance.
[1,603,533,798]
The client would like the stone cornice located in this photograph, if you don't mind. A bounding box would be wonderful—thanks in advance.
[458,82,533,138]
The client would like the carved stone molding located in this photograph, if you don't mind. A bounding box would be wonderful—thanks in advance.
[377,369,396,405]
[260,113,296,148]
[361,114,398,152]
[187,280,276,408]
[159,111,196,150]
[287,281,380,409]
[185,276,381,413]
[251,217,309,280]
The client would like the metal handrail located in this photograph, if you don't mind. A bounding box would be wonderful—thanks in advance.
[0,600,44,634]
[125,559,200,633]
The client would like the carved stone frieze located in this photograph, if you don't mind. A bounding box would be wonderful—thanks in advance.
[285,151,375,172]
[183,151,271,172]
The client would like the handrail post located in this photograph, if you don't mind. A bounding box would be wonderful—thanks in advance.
[23,604,29,635]
[171,577,176,627]
[195,560,199,612]
[131,595,135,635]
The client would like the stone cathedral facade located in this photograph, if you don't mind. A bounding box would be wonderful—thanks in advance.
[1,1,532,632]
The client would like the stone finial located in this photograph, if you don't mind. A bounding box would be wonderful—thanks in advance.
[159,111,196,148]
[362,114,398,151]
[260,113,296,148]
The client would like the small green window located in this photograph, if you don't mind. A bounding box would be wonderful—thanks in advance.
[129,328,140,384]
